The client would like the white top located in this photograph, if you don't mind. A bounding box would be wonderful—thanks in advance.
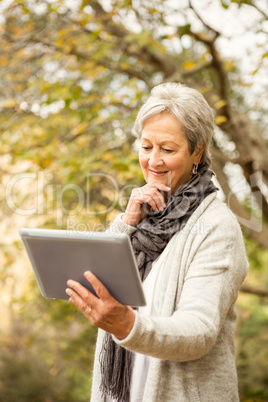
[106,234,177,402]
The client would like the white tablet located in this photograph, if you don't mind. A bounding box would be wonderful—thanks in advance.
[19,228,146,307]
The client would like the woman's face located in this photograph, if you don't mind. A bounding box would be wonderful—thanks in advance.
[139,112,203,193]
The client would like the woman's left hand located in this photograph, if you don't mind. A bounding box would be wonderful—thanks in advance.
[65,271,136,340]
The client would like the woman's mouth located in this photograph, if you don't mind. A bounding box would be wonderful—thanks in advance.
[149,169,169,177]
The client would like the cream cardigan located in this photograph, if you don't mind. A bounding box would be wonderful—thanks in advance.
[90,193,249,402]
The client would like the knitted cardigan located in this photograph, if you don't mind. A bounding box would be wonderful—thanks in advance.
[90,192,249,402]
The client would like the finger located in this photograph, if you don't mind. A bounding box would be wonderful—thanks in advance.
[152,188,167,209]
[144,188,166,211]
[66,279,97,306]
[143,195,161,213]
[66,286,93,317]
[131,185,167,210]
[146,182,171,193]
[83,271,114,302]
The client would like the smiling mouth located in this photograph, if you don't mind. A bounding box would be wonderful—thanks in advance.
[149,169,169,176]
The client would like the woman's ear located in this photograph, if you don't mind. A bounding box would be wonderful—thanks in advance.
[193,145,205,165]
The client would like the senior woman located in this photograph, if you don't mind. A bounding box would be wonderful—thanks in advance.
[66,82,249,402]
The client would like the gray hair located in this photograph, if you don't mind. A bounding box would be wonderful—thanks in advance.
[133,82,215,167]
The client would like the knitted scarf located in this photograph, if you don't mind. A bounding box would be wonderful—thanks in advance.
[99,164,218,401]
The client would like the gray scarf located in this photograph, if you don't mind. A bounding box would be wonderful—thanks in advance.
[99,164,218,401]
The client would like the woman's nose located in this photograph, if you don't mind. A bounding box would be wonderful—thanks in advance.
[148,150,163,168]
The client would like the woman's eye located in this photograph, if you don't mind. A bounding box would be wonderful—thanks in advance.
[163,148,173,153]
[141,146,151,151]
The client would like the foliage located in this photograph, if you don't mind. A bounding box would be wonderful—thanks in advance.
[237,295,268,401]
[236,238,268,401]
[1,0,267,244]
[0,273,97,402]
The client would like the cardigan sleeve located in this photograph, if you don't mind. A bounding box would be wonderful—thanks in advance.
[107,213,137,236]
[113,209,249,362]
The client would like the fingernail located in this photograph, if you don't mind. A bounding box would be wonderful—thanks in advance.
[67,280,73,286]
[166,186,171,190]
[65,288,72,296]
[84,271,92,278]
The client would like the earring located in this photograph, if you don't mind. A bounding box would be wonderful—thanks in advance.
[192,164,198,174]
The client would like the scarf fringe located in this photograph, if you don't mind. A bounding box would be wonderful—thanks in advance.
[99,332,133,402]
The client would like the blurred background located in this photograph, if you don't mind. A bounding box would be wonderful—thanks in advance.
[0,0,268,401]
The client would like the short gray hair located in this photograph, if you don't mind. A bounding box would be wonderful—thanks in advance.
[133,82,215,167]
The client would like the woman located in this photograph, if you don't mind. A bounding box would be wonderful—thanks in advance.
[66,83,249,402]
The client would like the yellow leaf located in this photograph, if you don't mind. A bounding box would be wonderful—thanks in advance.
[0,56,8,66]
[225,60,234,71]
[215,115,228,125]
[96,115,105,124]
[0,99,17,108]
[59,29,67,36]
[71,123,87,136]
[102,153,112,161]
[183,61,196,70]
[214,99,227,110]
[238,81,252,87]
[120,62,130,70]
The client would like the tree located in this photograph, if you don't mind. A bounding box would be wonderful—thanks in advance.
[1,0,267,245]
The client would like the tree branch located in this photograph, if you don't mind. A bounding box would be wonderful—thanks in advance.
[212,157,268,249]
[182,61,214,78]
[89,0,176,77]
[189,30,230,117]
[184,11,268,223]
[247,0,268,20]
[188,0,221,38]
[240,285,268,298]
[210,145,241,165]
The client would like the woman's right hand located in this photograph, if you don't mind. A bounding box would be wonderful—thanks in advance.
[121,182,171,226]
